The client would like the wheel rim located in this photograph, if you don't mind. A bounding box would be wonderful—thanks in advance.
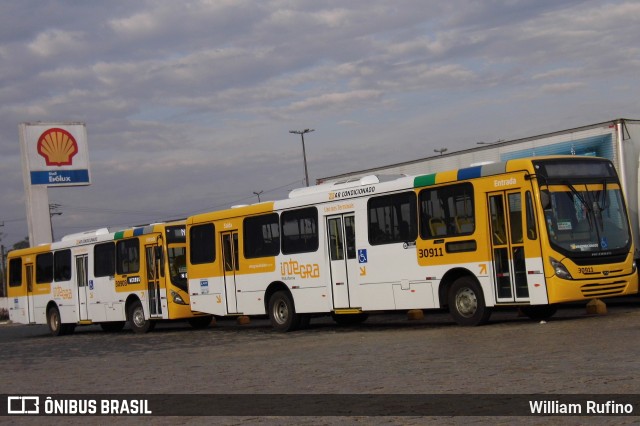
[273,299,288,325]
[133,306,146,328]
[50,310,60,331]
[455,287,478,318]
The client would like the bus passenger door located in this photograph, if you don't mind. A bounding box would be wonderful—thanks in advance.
[26,264,36,323]
[221,231,239,314]
[488,191,530,303]
[145,243,163,318]
[75,254,89,321]
[326,214,358,309]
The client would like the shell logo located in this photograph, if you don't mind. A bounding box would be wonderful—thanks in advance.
[37,128,78,166]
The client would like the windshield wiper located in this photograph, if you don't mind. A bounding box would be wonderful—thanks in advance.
[563,180,595,231]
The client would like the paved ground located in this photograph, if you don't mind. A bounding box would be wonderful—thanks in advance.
[0,298,639,425]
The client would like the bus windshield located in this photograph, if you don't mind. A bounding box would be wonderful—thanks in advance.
[168,246,188,291]
[541,183,630,255]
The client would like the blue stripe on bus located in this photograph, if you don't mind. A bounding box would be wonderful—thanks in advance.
[457,166,482,181]
[133,228,144,236]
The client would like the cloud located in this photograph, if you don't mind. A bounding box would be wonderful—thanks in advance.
[28,29,87,57]
[286,90,384,112]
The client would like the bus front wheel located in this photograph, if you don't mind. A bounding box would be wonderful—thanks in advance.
[127,300,154,333]
[448,277,491,326]
[268,291,301,332]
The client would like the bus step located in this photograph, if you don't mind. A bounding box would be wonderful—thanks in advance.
[333,308,363,315]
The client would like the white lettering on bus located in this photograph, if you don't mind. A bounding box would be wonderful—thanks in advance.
[494,178,517,187]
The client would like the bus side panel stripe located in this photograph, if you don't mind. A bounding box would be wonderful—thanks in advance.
[457,166,482,181]
[480,162,508,177]
[414,173,436,188]
[133,228,144,236]
[114,231,125,240]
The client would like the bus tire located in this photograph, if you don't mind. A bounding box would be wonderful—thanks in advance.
[100,321,126,332]
[521,305,557,321]
[47,306,63,336]
[127,300,153,333]
[268,291,301,332]
[188,316,213,329]
[448,276,491,326]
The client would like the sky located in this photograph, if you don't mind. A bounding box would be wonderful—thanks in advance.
[1,0,639,247]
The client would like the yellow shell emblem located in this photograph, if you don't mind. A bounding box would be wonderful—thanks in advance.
[37,128,78,166]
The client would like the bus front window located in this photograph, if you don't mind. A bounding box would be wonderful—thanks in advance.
[168,247,188,291]
[542,184,630,255]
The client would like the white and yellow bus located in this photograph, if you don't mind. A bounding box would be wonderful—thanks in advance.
[7,222,212,335]
[186,156,638,330]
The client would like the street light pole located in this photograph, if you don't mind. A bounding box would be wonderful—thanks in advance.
[289,129,315,186]
[253,191,263,202]
[49,204,62,242]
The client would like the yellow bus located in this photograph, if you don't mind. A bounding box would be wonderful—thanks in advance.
[7,222,212,335]
[186,156,638,330]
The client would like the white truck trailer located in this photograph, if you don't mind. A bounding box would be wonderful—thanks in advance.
[319,118,640,260]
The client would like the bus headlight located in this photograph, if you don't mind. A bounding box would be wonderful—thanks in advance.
[171,290,188,305]
[549,257,573,280]
[633,260,637,274]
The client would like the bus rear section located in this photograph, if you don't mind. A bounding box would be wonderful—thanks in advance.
[7,246,53,328]
[6,223,211,336]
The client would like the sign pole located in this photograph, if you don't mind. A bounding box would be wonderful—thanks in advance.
[19,123,91,247]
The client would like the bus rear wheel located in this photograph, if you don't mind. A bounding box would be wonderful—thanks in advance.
[268,291,301,332]
[127,300,154,333]
[47,306,63,336]
[46,306,75,336]
[448,276,491,326]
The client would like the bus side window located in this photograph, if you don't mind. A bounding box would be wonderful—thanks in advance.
[94,242,115,277]
[419,182,474,239]
[190,223,216,264]
[525,191,537,240]
[8,258,22,287]
[367,191,417,245]
[54,249,72,281]
[116,239,140,274]
[244,213,280,258]
[281,208,318,254]
[36,252,54,283]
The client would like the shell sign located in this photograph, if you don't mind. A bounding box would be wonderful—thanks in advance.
[37,128,78,166]
[19,122,91,187]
